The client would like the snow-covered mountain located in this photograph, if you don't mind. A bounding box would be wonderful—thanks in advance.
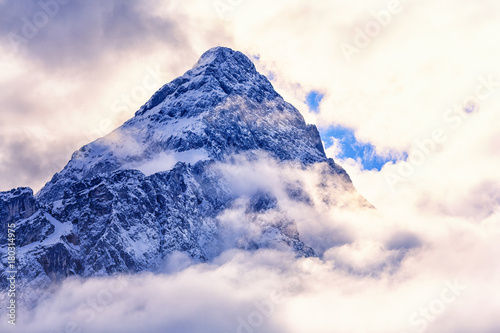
[0,47,370,300]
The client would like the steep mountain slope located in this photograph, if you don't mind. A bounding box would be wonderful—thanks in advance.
[37,47,334,203]
[0,47,370,299]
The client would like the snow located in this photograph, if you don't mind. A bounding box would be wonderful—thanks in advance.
[145,116,205,141]
[121,224,158,258]
[124,149,209,176]
[8,46,356,289]
[17,212,73,256]
[52,199,64,211]
[0,187,32,200]
[193,48,219,68]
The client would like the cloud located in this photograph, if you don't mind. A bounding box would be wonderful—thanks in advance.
[0,0,231,192]
[1,1,499,332]
[0,0,187,67]
[123,149,210,176]
[0,133,74,191]
[1,151,500,333]
[4,0,500,194]
[1,206,499,333]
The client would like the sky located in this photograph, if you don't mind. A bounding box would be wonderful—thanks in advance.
[1,0,499,193]
[1,0,500,332]
[306,91,402,171]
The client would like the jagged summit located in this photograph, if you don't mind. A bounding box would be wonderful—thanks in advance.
[194,46,257,72]
[137,46,278,117]
[1,48,369,299]
[37,46,328,203]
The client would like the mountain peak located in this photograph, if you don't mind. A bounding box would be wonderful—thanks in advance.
[193,46,256,73]
[37,47,332,203]
[136,46,274,117]
[0,47,371,294]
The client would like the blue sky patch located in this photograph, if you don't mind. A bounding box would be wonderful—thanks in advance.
[304,90,403,170]
[306,91,324,113]
[320,125,406,171]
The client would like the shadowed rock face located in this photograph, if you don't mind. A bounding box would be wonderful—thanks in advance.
[0,188,37,246]
[0,47,370,298]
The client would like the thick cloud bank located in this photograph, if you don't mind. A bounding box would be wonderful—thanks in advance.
[1,188,499,333]
[1,1,499,332]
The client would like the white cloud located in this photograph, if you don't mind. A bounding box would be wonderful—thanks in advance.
[2,213,498,333]
[123,149,209,176]
[1,1,499,332]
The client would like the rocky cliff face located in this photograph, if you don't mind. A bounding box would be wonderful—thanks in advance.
[0,188,37,246]
[0,47,370,300]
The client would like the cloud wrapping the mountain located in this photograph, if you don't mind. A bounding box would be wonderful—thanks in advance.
[1,153,499,333]
[2,0,500,194]
[1,1,499,332]
[2,205,499,333]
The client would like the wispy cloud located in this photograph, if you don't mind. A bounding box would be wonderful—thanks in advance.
[0,1,499,332]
